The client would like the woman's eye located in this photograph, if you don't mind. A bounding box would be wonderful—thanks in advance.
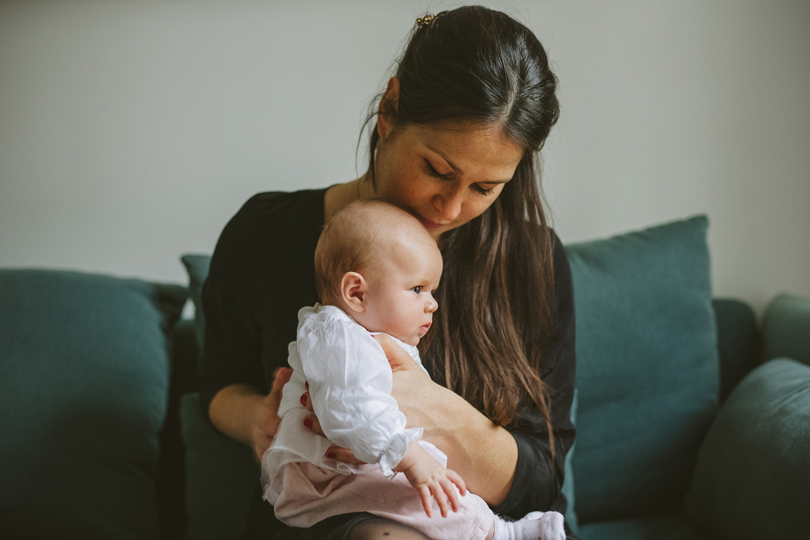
[473,184,496,196]
[424,160,451,180]
[411,286,422,294]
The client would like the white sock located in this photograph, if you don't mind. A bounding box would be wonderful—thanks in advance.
[493,511,566,540]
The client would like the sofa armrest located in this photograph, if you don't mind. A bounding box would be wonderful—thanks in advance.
[684,358,810,540]
[762,294,810,367]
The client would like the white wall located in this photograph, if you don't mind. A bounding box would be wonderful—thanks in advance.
[1,0,808,314]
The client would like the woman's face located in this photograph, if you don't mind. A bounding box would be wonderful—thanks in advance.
[373,118,525,240]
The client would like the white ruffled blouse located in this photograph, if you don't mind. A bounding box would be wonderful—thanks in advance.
[261,304,429,505]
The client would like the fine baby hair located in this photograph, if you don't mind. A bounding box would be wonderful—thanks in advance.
[313,198,438,305]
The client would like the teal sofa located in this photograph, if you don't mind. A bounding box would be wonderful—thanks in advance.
[2,215,808,539]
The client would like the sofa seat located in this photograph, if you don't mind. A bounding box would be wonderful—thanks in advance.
[579,513,712,540]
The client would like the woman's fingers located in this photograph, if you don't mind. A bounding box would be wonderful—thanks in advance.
[299,391,314,411]
[303,413,323,435]
[272,367,293,392]
[252,369,292,462]
[372,334,419,373]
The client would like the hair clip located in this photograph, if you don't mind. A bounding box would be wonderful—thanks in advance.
[415,14,435,27]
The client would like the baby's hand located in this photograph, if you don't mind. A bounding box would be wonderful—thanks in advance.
[394,442,467,518]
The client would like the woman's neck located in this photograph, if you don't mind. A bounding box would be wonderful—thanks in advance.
[323,174,375,222]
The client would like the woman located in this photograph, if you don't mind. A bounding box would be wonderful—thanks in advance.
[199,6,577,540]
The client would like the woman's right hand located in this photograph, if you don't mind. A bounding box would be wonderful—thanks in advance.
[250,367,292,461]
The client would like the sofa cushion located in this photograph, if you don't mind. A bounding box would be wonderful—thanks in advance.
[565,216,719,522]
[0,269,186,539]
[181,256,266,539]
[685,358,810,539]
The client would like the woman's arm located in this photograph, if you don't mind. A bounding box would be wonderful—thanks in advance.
[376,232,577,515]
[209,368,291,461]
[374,335,518,505]
[417,386,519,505]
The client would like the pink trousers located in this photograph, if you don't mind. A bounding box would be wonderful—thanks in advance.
[274,461,493,540]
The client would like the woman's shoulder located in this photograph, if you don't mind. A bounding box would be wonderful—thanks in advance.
[217,188,325,250]
[207,188,326,289]
[234,188,326,226]
[549,228,571,281]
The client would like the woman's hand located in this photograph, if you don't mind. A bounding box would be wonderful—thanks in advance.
[249,367,292,461]
[372,334,440,431]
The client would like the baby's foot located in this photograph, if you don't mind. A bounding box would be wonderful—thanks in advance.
[529,511,565,540]
[493,511,566,540]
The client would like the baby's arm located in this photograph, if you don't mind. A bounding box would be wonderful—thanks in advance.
[297,315,422,475]
[394,441,467,518]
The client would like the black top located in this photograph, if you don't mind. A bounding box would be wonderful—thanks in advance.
[199,189,577,536]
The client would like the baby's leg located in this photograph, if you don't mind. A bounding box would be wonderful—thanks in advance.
[353,479,567,540]
[347,518,431,540]
[361,472,493,540]
[274,462,565,540]
[274,462,492,539]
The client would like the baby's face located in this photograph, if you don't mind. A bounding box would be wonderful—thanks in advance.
[362,238,442,346]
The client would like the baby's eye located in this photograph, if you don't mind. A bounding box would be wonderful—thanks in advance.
[411,286,422,294]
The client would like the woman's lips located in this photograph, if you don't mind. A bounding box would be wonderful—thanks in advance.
[417,215,446,230]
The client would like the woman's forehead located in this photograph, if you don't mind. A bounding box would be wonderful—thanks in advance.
[407,122,524,173]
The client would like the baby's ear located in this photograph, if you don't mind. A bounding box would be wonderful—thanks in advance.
[340,272,367,313]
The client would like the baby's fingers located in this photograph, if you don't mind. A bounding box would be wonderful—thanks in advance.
[430,483,449,518]
[446,468,467,496]
[441,477,460,513]
[418,485,433,518]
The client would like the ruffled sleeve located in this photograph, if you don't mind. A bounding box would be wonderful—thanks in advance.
[296,306,421,478]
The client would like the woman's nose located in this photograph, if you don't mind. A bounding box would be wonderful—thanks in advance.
[433,188,463,222]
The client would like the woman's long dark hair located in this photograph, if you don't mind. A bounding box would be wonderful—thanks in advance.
[363,6,561,462]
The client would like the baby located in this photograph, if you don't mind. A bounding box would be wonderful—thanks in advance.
[261,199,565,540]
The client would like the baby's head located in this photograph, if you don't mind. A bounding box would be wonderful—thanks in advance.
[314,199,442,346]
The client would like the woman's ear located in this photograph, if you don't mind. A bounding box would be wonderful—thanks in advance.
[376,76,400,142]
[340,272,367,313]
